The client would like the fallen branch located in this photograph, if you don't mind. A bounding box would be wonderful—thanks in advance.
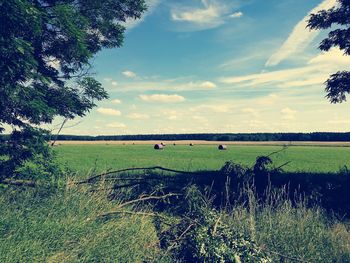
[0,179,36,187]
[267,146,288,157]
[76,166,198,185]
[116,193,181,210]
[275,161,292,170]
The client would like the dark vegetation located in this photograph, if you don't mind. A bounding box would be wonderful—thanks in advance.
[5,131,350,142]
[1,156,349,262]
[78,155,350,218]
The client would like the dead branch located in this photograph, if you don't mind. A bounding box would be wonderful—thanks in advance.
[0,179,36,187]
[275,161,292,170]
[50,118,68,146]
[116,193,181,210]
[76,166,198,185]
[267,146,288,157]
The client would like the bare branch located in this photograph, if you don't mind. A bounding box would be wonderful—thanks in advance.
[76,166,197,185]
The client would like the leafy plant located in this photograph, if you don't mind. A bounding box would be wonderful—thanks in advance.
[158,186,272,263]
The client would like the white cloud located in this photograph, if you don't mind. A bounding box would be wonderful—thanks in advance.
[281,107,297,120]
[220,48,350,89]
[97,108,121,116]
[198,81,217,89]
[104,78,118,86]
[172,4,222,24]
[121,0,161,30]
[192,115,209,123]
[111,80,217,92]
[106,122,126,128]
[190,104,234,113]
[177,81,217,90]
[265,0,338,67]
[242,108,259,117]
[170,0,241,30]
[111,99,122,104]
[163,110,180,120]
[128,113,150,120]
[122,70,137,78]
[220,65,318,87]
[139,94,185,103]
[259,94,279,105]
[244,119,266,129]
[327,119,350,125]
[230,11,243,18]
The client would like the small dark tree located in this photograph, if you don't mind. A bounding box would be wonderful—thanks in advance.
[308,0,350,103]
[0,0,146,180]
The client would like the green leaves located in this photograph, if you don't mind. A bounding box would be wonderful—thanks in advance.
[79,77,109,101]
[159,194,272,263]
[308,1,350,103]
[0,0,146,178]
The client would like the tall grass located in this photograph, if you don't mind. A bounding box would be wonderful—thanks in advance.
[0,181,349,262]
[227,188,350,262]
[0,185,170,262]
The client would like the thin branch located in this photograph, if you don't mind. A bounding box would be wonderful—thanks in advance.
[76,166,197,185]
[51,118,67,146]
[275,161,292,170]
[116,193,181,210]
[267,146,288,157]
[0,179,36,187]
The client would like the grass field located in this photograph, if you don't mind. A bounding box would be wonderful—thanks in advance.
[1,142,350,262]
[55,143,350,175]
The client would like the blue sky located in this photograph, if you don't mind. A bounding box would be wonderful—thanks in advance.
[57,0,350,135]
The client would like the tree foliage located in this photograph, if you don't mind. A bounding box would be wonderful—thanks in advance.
[308,0,350,103]
[0,0,146,179]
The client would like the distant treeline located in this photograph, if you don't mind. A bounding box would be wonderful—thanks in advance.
[2,132,350,142]
[16,132,350,141]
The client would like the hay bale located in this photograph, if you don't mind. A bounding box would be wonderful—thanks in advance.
[154,144,164,150]
[218,144,227,150]
[190,143,194,146]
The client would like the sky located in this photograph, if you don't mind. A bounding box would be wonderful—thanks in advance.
[55,0,350,135]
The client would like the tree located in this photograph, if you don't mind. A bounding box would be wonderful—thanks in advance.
[0,0,146,179]
[307,0,350,103]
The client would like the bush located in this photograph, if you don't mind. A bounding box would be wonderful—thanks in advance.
[158,186,272,263]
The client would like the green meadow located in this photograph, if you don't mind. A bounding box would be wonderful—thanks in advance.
[1,143,350,262]
[55,144,350,175]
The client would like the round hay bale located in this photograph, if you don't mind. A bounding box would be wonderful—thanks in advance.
[154,144,164,150]
[218,144,227,150]
[173,143,176,146]
[189,143,194,146]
